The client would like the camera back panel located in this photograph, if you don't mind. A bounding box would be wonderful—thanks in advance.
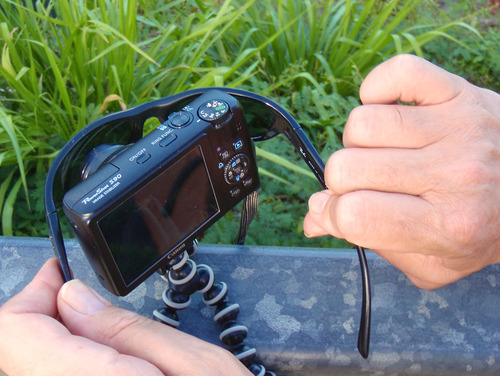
[63,90,260,295]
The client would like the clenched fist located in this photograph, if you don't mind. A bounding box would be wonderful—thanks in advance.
[304,54,500,290]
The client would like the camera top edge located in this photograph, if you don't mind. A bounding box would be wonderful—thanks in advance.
[60,90,260,295]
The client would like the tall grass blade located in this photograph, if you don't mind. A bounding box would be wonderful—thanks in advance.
[2,175,22,236]
[256,146,316,180]
[0,107,29,202]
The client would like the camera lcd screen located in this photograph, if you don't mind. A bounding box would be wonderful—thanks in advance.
[98,146,219,284]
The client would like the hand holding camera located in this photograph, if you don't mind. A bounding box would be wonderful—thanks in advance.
[44,87,371,360]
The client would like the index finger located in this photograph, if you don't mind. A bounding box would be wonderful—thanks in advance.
[343,55,468,149]
[360,54,466,105]
[343,102,448,149]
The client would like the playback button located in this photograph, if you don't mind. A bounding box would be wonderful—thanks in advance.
[233,139,243,151]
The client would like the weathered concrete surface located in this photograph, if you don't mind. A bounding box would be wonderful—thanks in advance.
[1,236,500,375]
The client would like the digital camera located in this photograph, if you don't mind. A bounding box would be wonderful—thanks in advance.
[62,90,260,296]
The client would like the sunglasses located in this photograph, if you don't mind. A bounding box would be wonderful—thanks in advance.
[44,87,371,358]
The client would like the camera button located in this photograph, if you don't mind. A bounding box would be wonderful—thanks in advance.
[230,186,241,198]
[159,134,177,148]
[168,111,192,128]
[224,153,250,184]
[233,139,243,151]
[219,149,230,162]
[243,176,253,188]
[136,153,151,164]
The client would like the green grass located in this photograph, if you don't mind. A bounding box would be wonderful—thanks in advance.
[418,0,499,93]
[0,0,487,248]
[225,0,474,96]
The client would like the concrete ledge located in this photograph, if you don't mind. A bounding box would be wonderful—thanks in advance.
[1,236,500,375]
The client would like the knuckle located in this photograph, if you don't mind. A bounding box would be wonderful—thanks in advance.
[346,105,368,126]
[387,54,423,82]
[333,193,367,241]
[432,160,491,250]
[99,310,146,343]
[186,345,240,376]
[441,207,481,248]
[344,106,372,143]
[325,149,354,194]
[457,158,489,187]
[325,151,342,192]
[389,53,417,68]
[346,105,399,147]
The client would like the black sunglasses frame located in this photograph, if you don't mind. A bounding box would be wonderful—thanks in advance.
[44,87,371,358]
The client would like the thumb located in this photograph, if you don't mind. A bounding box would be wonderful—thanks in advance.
[360,54,466,106]
[57,279,169,361]
[58,280,251,376]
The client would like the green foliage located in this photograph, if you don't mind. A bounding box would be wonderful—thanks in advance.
[417,0,499,92]
[0,0,485,248]
[0,0,266,235]
[224,0,475,96]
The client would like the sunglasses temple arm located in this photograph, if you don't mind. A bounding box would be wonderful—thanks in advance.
[356,245,371,358]
[284,127,371,358]
[47,211,73,282]
[283,127,327,188]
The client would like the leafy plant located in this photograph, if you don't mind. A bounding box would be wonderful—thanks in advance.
[418,0,499,92]
[0,0,485,247]
[0,0,265,235]
[222,0,477,96]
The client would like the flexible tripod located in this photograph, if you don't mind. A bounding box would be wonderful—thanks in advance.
[153,242,276,376]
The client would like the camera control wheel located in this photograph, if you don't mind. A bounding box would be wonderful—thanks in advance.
[224,153,250,184]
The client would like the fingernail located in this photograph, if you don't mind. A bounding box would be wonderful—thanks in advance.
[308,191,331,214]
[303,216,321,239]
[61,279,109,315]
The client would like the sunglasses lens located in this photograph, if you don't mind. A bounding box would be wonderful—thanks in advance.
[52,120,142,207]
[51,92,279,208]
[237,97,278,141]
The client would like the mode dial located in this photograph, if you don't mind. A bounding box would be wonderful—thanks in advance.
[198,100,229,122]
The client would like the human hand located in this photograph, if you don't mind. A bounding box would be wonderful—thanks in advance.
[304,54,500,290]
[0,258,251,376]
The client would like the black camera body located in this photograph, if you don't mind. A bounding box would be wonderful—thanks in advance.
[63,90,260,296]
